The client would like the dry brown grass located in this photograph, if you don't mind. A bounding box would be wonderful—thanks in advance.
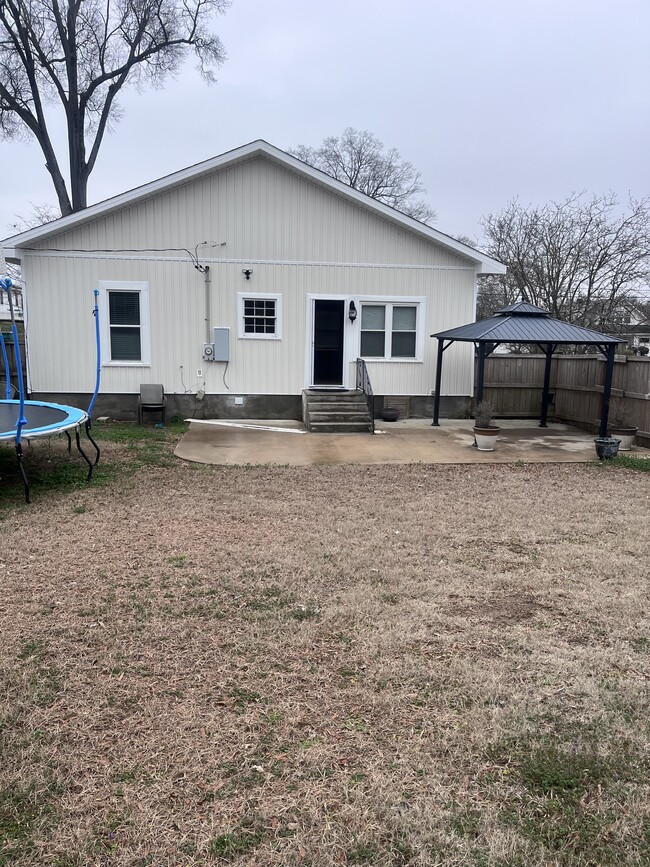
[1,430,649,866]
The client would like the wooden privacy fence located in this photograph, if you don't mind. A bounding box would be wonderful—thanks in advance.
[0,338,28,396]
[475,354,650,447]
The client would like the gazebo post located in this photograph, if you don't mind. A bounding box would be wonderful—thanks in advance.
[539,343,555,427]
[476,341,486,405]
[432,339,445,426]
[599,344,616,437]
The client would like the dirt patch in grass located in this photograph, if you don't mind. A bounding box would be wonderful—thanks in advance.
[0,431,649,865]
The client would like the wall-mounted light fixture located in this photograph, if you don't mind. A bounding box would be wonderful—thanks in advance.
[243,269,253,280]
[348,300,357,323]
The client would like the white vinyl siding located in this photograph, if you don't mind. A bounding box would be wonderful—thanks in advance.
[20,158,479,398]
[99,280,150,366]
[237,292,282,340]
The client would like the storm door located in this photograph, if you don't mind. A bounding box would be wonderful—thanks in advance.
[312,299,345,386]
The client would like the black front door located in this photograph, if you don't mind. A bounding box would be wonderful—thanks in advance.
[313,300,345,386]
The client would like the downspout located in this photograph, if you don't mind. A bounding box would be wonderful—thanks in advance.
[204,265,211,343]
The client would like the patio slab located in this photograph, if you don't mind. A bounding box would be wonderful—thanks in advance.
[174,418,647,466]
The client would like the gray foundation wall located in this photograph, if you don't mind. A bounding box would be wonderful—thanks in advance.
[31,393,471,422]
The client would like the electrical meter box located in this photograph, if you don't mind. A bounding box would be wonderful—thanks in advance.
[212,327,230,362]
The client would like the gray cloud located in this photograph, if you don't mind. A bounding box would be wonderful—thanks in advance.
[2,0,648,241]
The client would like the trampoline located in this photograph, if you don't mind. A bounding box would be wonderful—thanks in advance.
[0,400,88,442]
[0,272,102,502]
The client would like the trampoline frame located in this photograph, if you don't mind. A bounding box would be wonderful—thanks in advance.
[0,277,102,502]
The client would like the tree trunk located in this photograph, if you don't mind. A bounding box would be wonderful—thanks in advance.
[67,101,88,212]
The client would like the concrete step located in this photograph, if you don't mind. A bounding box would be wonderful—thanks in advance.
[302,388,372,433]
[304,390,361,402]
[305,401,368,412]
[308,421,373,433]
[307,411,371,423]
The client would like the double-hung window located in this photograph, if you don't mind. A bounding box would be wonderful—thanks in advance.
[360,302,421,360]
[100,281,150,365]
[237,293,282,340]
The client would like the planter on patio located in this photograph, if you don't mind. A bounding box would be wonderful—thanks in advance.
[473,426,501,451]
[608,425,637,451]
[594,436,621,460]
[472,400,499,451]
[380,407,400,422]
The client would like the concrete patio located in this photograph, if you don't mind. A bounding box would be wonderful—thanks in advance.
[174,418,648,466]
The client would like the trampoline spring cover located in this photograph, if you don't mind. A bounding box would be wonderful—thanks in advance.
[0,400,88,441]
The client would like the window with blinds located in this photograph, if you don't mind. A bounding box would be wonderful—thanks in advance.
[360,303,418,359]
[108,291,141,361]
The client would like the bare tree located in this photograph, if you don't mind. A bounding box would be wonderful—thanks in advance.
[290,128,436,224]
[0,0,230,216]
[9,202,60,232]
[479,194,650,332]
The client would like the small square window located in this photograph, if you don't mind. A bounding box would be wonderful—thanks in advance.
[238,294,282,340]
[243,298,276,334]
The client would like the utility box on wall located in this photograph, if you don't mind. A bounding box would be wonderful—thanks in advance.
[212,327,230,362]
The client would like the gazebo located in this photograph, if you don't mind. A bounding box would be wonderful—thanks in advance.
[431,302,626,436]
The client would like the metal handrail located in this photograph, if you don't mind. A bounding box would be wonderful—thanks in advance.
[356,357,375,433]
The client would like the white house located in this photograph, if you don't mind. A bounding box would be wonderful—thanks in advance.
[2,140,505,422]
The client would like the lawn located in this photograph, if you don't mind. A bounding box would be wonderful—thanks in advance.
[1,425,649,866]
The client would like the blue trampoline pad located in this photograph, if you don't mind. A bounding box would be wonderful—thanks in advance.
[0,400,88,441]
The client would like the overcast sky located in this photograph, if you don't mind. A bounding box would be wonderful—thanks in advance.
[1,0,649,242]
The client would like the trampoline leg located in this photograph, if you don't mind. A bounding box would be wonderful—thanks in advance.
[16,443,30,504]
[85,420,101,465]
[65,431,72,453]
[75,427,94,482]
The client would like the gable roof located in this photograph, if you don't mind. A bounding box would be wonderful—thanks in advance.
[2,140,506,274]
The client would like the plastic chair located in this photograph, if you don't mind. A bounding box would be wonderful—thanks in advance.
[138,384,166,425]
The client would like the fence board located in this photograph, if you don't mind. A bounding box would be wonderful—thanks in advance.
[0,340,28,396]
[475,354,650,447]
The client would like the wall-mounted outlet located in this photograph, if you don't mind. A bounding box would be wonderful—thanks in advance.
[234,396,244,405]
[197,369,203,379]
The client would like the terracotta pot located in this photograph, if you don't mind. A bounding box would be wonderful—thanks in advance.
[473,425,500,451]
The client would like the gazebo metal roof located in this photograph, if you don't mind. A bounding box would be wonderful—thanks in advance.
[433,302,626,346]
[430,302,626,436]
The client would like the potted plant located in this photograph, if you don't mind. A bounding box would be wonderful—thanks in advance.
[380,406,400,422]
[594,436,621,459]
[473,400,500,451]
[608,400,638,451]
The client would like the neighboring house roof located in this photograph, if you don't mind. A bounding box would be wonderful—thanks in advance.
[623,323,650,335]
[432,302,626,345]
[1,140,506,275]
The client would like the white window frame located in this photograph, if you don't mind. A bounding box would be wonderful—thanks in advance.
[99,280,151,366]
[237,292,283,340]
[358,297,425,362]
